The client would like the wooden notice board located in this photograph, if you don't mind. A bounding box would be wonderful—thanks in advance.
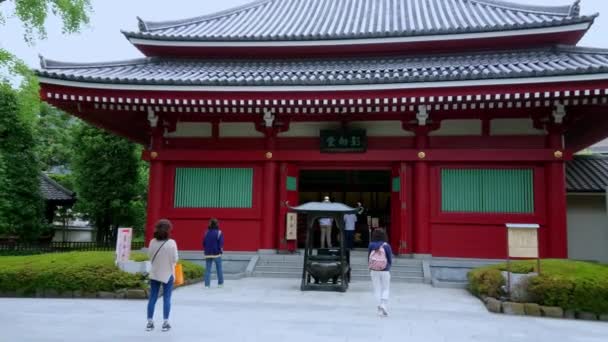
[506,223,540,258]
[286,213,298,240]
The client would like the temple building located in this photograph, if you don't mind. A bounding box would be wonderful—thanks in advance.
[38,0,608,259]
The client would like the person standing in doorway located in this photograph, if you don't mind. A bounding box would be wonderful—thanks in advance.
[368,228,392,317]
[203,218,224,288]
[146,219,178,332]
[343,210,357,250]
[319,196,333,248]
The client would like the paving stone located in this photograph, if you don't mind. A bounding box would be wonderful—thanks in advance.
[502,302,525,315]
[577,312,598,321]
[540,306,564,318]
[485,298,502,313]
[2,278,608,342]
[524,303,541,316]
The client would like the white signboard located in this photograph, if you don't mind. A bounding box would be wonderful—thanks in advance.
[286,213,298,240]
[115,227,133,264]
[506,224,539,258]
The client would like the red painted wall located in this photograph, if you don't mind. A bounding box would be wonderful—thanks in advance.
[144,135,567,258]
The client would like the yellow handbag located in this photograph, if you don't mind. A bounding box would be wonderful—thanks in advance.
[174,263,184,287]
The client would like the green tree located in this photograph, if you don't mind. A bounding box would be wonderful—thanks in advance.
[0,84,45,239]
[71,124,142,244]
[1,0,93,119]
[36,102,78,171]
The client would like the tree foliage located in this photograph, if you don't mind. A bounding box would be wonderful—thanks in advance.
[1,0,92,43]
[0,84,45,239]
[71,124,143,244]
[36,103,78,171]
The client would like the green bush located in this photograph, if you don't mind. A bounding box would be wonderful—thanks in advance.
[131,252,204,281]
[0,252,145,295]
[0,251,204,295]
[468,260,608,314]
[468,267,505,298]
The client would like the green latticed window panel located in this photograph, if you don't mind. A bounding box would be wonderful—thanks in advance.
[392,177,400,192]
[174,168,253,208]
[286,176,297,191]
[441,169,534,213]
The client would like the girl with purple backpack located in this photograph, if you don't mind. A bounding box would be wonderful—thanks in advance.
[368,229,392,317]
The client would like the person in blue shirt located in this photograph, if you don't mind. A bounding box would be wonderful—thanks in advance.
[202,218,224,288]
[368,229,392,317]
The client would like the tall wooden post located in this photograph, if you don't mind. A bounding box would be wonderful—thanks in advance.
[146,117,164,244]
[413,126,431,255]
[545,121,568,258]
[261,128,278,250]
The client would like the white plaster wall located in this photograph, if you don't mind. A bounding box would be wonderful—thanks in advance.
[490,118,546,136]
[220,122,264,137]
[278,121,412,137]
[52,229,94,243]
[165,122,212,138]
[430,119,482,136]
[348,121,413,136]
[567,194,608,263]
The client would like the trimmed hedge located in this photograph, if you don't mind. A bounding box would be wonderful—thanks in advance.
[131,252,204,282]
[0,251,204,296]
[468,260,608,314]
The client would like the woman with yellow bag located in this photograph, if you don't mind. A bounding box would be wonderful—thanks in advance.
[146,219,179,332]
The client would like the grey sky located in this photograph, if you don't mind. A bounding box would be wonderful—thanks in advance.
[1,0,607,68]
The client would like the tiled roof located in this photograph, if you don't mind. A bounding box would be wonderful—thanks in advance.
[37,46,608,87]
[124,0,595,42]
[40,174,75,202]
[566,155,608,193]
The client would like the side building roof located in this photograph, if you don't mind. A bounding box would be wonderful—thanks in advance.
[40,174,75,202]
[37,46,608,89]
[125,0,595,42]
[567,155,608,193]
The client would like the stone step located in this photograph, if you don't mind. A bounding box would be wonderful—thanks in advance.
[252,271,424,283]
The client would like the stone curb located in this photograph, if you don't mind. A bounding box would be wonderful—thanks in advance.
[0,277,202,300]
[480,297,605,321]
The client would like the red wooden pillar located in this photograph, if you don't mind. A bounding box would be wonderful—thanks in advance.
[146,126,164,244]
[545,124,568,258]
[413,127,432,255]
[261,131,278,250]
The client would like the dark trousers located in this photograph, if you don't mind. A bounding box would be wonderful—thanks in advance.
[345,230,355,249]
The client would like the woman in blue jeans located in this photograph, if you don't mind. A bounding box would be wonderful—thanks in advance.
[146,219,178,332]
[203,218,224,288]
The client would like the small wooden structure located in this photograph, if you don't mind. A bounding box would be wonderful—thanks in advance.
[288,199,357,292]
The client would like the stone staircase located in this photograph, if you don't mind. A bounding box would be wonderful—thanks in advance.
[252,251,425,283]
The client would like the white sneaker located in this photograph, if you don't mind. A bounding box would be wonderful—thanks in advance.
[377,306,383,316]
[379,305,388,317]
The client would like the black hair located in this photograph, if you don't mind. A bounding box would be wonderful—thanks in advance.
[208,218,219,230]
[154,219,172,240]
[371,228,387,242]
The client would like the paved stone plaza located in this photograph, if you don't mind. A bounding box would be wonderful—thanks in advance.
[1,278,607,342]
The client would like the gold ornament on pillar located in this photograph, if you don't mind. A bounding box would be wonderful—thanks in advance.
[265,152,273,159]
[554,150,563,159]
[417,151,426,159]
[150,151,158,159]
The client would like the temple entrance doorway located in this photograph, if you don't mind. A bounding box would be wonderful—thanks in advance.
[297,169,392,249]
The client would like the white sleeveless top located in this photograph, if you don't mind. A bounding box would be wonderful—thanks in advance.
[147,238,179,283]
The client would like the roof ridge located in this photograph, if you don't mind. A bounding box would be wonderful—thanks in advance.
[554,44,608,56]
[137,0,275,32]
[41,173,75,198]
[468,0,578,17]
[40,56,153,70]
